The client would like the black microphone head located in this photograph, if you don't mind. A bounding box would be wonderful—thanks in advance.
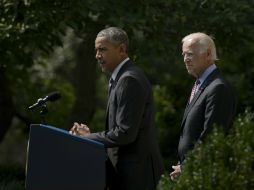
[46,91,61,102]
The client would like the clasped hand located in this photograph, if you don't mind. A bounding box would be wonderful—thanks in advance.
[170,164,181,181]
[69,122,91,137]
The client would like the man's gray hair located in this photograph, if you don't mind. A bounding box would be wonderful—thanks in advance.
[182,32,218,61]
[97,27,129,51]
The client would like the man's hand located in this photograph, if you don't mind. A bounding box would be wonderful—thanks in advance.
[69,122,91,137]
[170,164,181,181]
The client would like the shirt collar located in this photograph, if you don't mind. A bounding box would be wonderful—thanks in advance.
[197,64,217,87]
[111,57,130,80]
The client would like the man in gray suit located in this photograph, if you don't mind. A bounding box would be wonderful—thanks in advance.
[170,32,236,180]
[70,27,164,190]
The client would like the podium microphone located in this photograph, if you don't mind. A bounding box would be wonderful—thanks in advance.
[28,91,61,110]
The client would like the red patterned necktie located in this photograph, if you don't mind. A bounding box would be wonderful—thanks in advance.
[189,80,200,103]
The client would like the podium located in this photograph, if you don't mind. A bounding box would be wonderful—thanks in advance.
[26,124,106,190]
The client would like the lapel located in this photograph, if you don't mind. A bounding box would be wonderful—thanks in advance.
[114,60,132,84]
[181,69,220,127]
[105,60,133,125]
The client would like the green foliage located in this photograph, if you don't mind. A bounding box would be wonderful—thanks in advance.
[157,111,254,190]
[0,182,24,190]
[0,0,97,133]
[89,73,108,132]
[153,84,181,162]
[0,164,25,190]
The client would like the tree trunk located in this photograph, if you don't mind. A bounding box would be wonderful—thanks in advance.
[64,34,97,129]
[0,67,15,142]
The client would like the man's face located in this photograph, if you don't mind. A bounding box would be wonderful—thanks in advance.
[95,37,122,73]
[182,40,208,77]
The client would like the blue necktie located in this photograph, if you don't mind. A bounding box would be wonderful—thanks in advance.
[108,78,114,95]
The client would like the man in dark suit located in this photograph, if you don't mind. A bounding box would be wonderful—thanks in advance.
[170,32,236,180]
[70,27,164,190]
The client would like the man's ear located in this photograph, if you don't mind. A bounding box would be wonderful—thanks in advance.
[206,48,212,60]
[119,43,127,54]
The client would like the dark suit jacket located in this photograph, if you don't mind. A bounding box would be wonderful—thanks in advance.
[87,60,164,190]
[178,69,236,163]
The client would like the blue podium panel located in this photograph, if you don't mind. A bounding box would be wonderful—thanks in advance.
[26,124,106,190]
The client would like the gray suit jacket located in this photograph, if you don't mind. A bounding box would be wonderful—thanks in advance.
[87,60,164,190]
[178,69,237,163]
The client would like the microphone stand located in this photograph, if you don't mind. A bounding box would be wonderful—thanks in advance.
[39,103,48,124]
